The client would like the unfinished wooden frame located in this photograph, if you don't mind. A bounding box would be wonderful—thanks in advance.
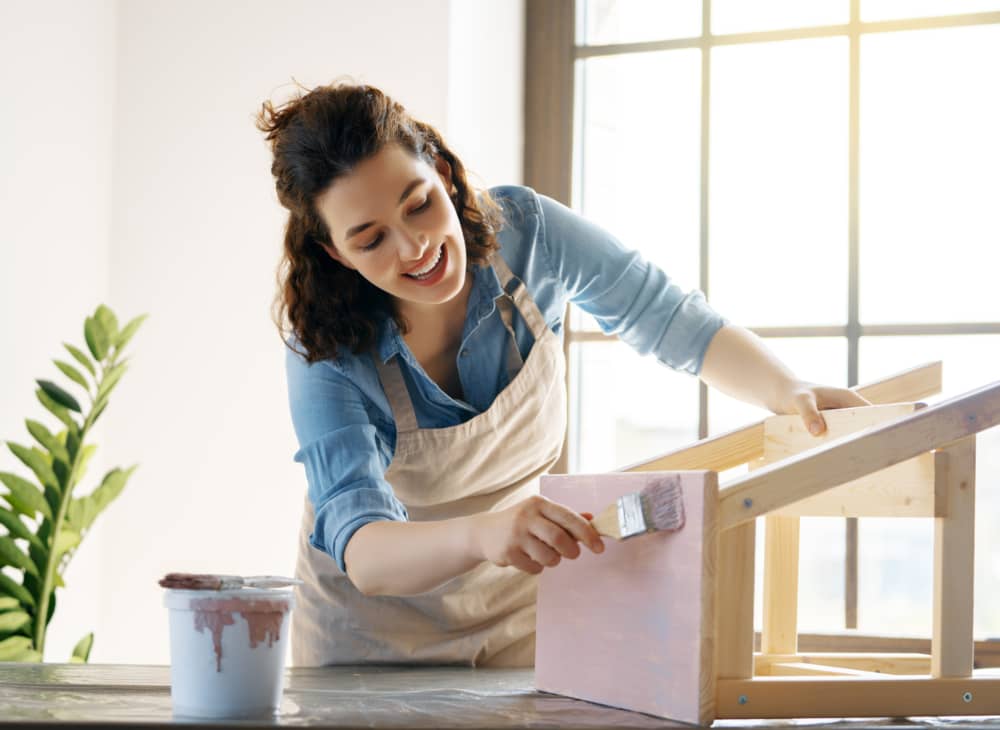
[537,362,1000,723]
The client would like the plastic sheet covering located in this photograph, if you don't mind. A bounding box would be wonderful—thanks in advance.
[2,663,1000,728]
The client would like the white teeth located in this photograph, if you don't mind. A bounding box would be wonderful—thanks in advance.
[407,245,442,277]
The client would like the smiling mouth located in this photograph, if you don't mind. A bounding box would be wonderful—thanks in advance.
[403,244,445,280]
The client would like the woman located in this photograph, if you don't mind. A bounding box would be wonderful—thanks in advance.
[256,80,868,668]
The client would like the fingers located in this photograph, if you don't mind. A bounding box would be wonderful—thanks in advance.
[539,500,604,554]
[793,389,826,436]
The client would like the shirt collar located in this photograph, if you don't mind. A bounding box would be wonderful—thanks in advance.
[373,258,503,365]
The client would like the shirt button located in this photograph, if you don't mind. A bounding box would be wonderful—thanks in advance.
[460,349,470,358]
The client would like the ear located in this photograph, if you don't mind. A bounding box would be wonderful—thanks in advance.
[434,155,455,193]
[319,240,357,271]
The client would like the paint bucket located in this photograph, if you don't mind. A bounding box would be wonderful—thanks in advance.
[163,587,295,718]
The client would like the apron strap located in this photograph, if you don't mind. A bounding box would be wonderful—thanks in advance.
[490,253,549,343]
[373,356,419,433]
[495,295,525,384]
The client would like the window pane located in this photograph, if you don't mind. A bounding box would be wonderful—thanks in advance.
[710,38,848,328]
[581,0,701,45]
[570,340,699,472]
[863,0,1000,22]
[713,0,847,35]
[573,50,702,332]
[859,335,1000,636]
[860,25,1000,324]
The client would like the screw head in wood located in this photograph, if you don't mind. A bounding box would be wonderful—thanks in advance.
[743,498,753,509]
[738,695,748,705]
[963,692,973,703]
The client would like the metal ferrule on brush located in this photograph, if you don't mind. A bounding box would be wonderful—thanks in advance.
[616,492,648,539]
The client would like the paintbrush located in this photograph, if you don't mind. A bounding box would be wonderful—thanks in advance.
[588,476,686,540]
[158,573,303,590]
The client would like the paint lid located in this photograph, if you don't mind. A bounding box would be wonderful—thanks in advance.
[163,587,295,612]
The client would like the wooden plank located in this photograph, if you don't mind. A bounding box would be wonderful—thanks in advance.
[762,404,936,518]
[719,380,1000,530]
[535,472,717,725]
[932,437,977,678]
[761,515,799,655]
[623,361,943,474]
[715,521,755,679]
[767,662,883,677]
[784,632,1000,669]
[756,652,932,675]
[717,675,1000,718]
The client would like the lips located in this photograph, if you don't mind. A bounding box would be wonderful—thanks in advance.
[403,243,443,277]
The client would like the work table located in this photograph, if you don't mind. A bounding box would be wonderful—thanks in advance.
[2,662,1000,729]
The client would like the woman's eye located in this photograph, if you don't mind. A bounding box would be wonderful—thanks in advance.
[362,233,383,251]
[410,197,431,214]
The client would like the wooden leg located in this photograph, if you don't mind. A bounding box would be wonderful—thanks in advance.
[932,436,976,678]
[762,515,800,655]
[716,521,755,678]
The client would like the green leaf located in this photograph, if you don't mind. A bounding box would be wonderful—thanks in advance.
[65,429,81,462]
[0,511,45,552]
[63,343,96,378]
[54,360,90,393]
[36,380,81,413]
[70,632,93,663]
[71,444,97,490]
[96,360,129,402]
[0,472,52,521]
[0,635,40,661]
[36,388,76,431]
[94,305,119,343]
[5,442,59,493]
[0,610,31,635]
[0,536,39,577]
[0,572,35,609]
[115,314,147,352]
[52,529,80,564]
[70,466,136,533]
[89,401,109,428]
[0,597,19,611]
[25,420,70,466]
[84,316,110,361]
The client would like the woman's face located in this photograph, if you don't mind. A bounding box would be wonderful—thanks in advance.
[314,144,468,315]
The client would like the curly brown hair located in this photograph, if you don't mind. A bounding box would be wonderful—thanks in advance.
[255,79,505,363]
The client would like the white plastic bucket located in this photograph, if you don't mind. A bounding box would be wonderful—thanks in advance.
[163,587,295,718]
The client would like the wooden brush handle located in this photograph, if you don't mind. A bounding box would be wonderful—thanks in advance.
[590,502,621,540]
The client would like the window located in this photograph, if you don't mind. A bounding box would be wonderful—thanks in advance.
[542,0,1000,638]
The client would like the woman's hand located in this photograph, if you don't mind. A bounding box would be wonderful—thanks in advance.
[474,495,604,575]
[774,379,872,436]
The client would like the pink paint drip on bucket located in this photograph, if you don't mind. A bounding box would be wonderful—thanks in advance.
[163,587,295,718]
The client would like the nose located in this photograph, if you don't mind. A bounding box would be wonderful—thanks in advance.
[399,230,429,261]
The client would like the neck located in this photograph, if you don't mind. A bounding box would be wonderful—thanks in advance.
[397,270,474,355]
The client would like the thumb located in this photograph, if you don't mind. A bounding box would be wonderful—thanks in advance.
[794,390,826,436]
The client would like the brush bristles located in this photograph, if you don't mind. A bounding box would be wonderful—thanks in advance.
[638,476,686,533]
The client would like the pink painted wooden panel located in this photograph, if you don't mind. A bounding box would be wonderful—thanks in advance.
[535,471,715,724]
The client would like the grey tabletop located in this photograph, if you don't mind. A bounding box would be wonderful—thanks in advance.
[3,663,1000,729]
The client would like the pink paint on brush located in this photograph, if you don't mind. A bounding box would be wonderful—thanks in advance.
[535,471,716,724]
[190,597,290,672]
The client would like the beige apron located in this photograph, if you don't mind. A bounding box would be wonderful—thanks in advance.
[291,252,566,667]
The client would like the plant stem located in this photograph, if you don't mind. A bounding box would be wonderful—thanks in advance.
[31,359,104,656]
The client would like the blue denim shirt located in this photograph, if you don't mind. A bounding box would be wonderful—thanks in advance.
[286,185,726,572]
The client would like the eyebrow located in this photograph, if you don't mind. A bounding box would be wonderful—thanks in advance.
[344,178,425,241]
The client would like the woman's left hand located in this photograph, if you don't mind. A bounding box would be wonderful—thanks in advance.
[775,380,872,436]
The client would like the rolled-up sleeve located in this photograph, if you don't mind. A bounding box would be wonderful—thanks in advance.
[286,347,408,573]
[536,194,726,375]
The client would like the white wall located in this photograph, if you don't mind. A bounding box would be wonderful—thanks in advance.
[0,0,117,662]
[1,0,523,665]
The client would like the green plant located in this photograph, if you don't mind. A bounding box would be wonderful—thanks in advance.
[0,304,146,663]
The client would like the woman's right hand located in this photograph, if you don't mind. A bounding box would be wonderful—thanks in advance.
[473,495,604,575]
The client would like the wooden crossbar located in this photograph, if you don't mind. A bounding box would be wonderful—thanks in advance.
[718,379,1000,530]
[621,361,943,474]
